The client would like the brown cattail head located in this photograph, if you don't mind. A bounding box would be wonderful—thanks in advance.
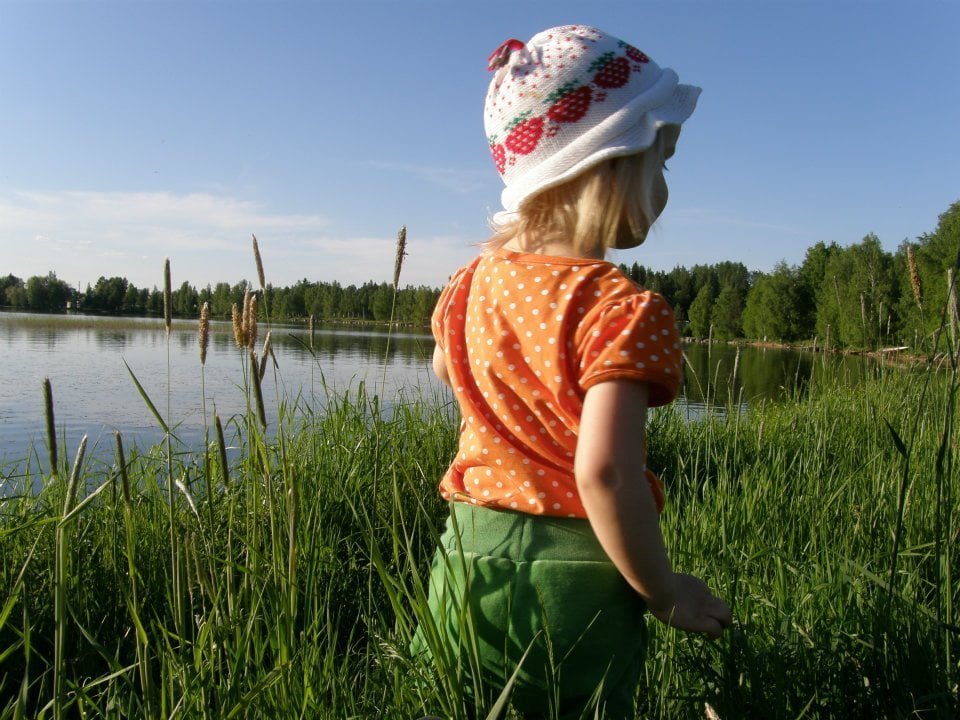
[163,258,172,334]
[43,377,57,474]
[199,302,210,365]
[231,303,245,347]
[252,234,266,292]
[393,225,407,290]
[214,413,229,485]
[907,244,923,309]
[245,294,258,350]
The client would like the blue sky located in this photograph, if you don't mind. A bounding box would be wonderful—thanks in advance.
[1,0,958,292]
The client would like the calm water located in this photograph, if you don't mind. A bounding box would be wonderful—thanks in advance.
[0,312,876,472]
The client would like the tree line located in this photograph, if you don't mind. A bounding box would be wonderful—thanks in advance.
[0,272,443,327]
[3,200,957,351]
[617,200,958,351]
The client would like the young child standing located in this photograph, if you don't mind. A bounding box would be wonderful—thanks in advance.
[420,25,731,719]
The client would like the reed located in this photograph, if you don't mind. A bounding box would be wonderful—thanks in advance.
[253,233,266,293]
[3,239,957,720]
[908,243,923,309]
[42,377,57,476]
[231,302,245,347]
[245,292,258,350]
[383,225,407,388]
[163,257,172,334]
[199,301,210,366]
[2,360,955,719]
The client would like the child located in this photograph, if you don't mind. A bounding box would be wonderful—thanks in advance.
[420,25,731,719]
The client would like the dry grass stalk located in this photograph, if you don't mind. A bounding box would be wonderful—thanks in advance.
[43,377,58,475]
[907,244,923,309]
[308,314,315,351]
[163,258,172,334]
[231,303,246,347]
[198,302,210,366]
[253,233,266,292]
[393,225,407,290]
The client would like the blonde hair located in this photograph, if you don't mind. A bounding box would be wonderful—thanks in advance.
[488,130,669,257]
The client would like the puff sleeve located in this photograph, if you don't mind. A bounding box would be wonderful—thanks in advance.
[575,291,683,406]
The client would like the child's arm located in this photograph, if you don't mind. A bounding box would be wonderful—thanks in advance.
[575,380,731,638]
[432,344,452,388]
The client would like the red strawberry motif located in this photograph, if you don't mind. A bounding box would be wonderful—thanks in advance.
[546,84,592,123]
[504,114,544,155]
[624,45,650,63]
[491,143,506,174]
[593,56,631,89]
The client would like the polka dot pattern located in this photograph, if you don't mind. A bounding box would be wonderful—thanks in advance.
[432,248,681,517]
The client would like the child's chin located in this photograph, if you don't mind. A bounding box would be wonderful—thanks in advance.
[614,234,646,250]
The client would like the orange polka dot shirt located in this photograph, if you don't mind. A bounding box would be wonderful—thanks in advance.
[432,247,683,518]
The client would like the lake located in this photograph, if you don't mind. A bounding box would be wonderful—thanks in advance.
[0,311,876,474]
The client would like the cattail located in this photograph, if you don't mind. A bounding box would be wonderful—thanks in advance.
[231,303,245,347]
[43,377,58,475]
[250,350,267,428]
[198,302,210,366]
[907,244,923,309]
[252,233,266,293]
[163,258,172,334]
[245,294,258,350]
[308,313,315,351]
[393,225,407,290]
[258,331,272,381]
[214,413,229,485]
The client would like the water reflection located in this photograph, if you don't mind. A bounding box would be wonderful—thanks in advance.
[680,343,875,414]
[0,313,438,470]
[1,312,889,470]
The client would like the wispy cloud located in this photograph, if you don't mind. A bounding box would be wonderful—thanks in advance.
[0,189,475,289]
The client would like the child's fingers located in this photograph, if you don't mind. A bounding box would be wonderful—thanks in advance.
[706,595,732,628]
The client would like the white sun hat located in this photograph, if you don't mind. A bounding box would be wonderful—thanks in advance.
[484,25,701,220]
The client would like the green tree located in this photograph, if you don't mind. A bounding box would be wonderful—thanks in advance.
[174,281,198,317]
[0,274,24,307]
[742,263,803,341]
[797,241,841,340]
[122,283,141,313]
[900,201,960,350]
[816,234,895,348]
[25,272,71,312]
[687,283,715,339]
[711,285,743,340]
[88,276,129,312]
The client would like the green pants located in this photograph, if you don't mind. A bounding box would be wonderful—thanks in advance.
[414,503,648,719]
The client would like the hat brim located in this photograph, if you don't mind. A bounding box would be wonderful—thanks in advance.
[493,73,701,225]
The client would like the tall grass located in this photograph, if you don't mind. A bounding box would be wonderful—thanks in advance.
[1,247,958,718]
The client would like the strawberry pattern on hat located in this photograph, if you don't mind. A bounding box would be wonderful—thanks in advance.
[483,25,699,217]
[486,26,655,176]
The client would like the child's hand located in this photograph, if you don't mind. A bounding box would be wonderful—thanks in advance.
[648,573,731,639]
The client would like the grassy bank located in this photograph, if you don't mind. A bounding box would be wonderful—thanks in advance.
[1,351,957,718]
